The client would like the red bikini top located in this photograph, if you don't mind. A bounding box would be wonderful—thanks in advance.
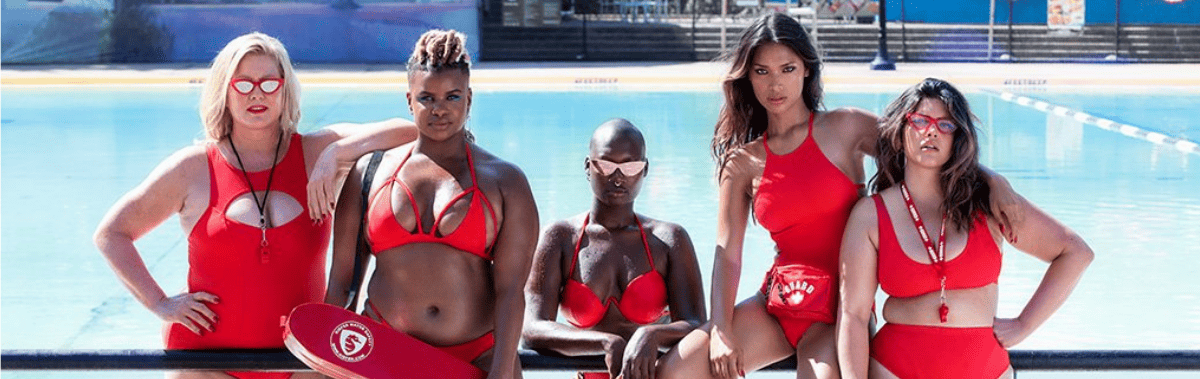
[873,195,1002,298]
[560,215,668,329]
[366,145,498,260]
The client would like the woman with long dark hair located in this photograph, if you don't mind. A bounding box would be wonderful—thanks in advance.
[837,78,1092,379]
[658,14,1023,379]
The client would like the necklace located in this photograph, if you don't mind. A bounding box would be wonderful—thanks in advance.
[899,182,950,323]
[229,133,283,264]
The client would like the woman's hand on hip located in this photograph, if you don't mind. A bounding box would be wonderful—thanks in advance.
[154,292,219,335]
[993,317,1031,348]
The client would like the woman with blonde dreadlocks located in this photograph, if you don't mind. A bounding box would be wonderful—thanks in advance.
[292,29,538,379]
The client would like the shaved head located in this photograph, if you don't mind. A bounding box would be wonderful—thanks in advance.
[589,118,646,159]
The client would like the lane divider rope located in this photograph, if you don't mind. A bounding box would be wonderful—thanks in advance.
[991,90,1200,156]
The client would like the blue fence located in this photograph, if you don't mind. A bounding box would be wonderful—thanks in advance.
[885,0,1200,25]
[0,0,480,64]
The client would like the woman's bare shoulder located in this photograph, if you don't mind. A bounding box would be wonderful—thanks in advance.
[643,216,694,251]
[720,141,766,179]
[822,107,880,131]
[543,214,586,240]
[165,143,211,178]
[470,145,533,203]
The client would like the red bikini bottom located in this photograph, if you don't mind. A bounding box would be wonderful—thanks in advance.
[871,323,1010,379]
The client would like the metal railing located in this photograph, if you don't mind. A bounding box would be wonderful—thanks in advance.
[4,349,1200,372]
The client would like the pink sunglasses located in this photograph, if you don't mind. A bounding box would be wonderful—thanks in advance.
[590,158,646,176]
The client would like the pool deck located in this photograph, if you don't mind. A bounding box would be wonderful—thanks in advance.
[3,62,1200,90]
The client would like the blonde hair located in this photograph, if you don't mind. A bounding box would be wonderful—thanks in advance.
[199,32,301,141]
[407,29,471,75]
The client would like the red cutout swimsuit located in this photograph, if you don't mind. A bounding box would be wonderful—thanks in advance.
[172,133,330,352]
[560,215,668,329]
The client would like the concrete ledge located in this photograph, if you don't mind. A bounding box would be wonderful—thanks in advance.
[4,62,1200,90]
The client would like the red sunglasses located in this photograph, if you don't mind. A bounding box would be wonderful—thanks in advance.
[906,113,957,134]
[230,78,283,95]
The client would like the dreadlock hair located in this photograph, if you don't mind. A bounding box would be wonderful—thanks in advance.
[407,29,473,142]
[407,29,471,76]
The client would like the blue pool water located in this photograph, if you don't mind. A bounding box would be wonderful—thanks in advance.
[2,85,1198,377]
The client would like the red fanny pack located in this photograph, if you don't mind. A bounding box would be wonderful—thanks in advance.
[761,264,836,323]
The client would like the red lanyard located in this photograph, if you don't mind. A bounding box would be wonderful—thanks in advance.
[899,182,950,323]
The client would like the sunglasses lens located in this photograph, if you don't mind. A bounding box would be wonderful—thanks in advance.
[260,80,281,94]
[910,116,930,129]
[619,161,646,176]
[593,160,616,176]
[232,81,255,94]
[938,121,956,133]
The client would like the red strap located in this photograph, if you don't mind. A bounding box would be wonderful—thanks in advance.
[567,215,589,279]
[567,214,655,277]
[899,182,950,323]
[898,183,947,275]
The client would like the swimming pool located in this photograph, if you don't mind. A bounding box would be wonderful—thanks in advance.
[2,84,1198,377]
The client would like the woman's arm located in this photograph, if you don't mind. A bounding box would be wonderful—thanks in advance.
[305,118,418,220]
[94,147,217,335]
[622,223,706,379]
[489,163,540,379]
[993,198,1093,348]
[979,167,1024,242]
[709,150,756,379]
[323,153,376,309]
[837,198,881,379]
[523,221,627,377]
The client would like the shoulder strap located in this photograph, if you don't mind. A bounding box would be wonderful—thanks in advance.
[346,150,385,311]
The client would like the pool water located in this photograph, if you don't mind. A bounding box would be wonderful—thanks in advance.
[2,86,1198,377]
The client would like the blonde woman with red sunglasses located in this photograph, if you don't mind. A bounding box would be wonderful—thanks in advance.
[94,32,417,379]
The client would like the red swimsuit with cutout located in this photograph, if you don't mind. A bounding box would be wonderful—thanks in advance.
[869,195,1009,378]
[560,215,668,329]
[751,115,860,347]
[363,144,499,363]
[175,134,330,379]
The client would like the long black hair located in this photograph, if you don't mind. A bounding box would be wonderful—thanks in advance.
[711,13,822,173]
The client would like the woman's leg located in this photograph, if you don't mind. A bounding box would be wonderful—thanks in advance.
[657,295,795,379]
[793,322,837,379]
[867,358,899,379]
